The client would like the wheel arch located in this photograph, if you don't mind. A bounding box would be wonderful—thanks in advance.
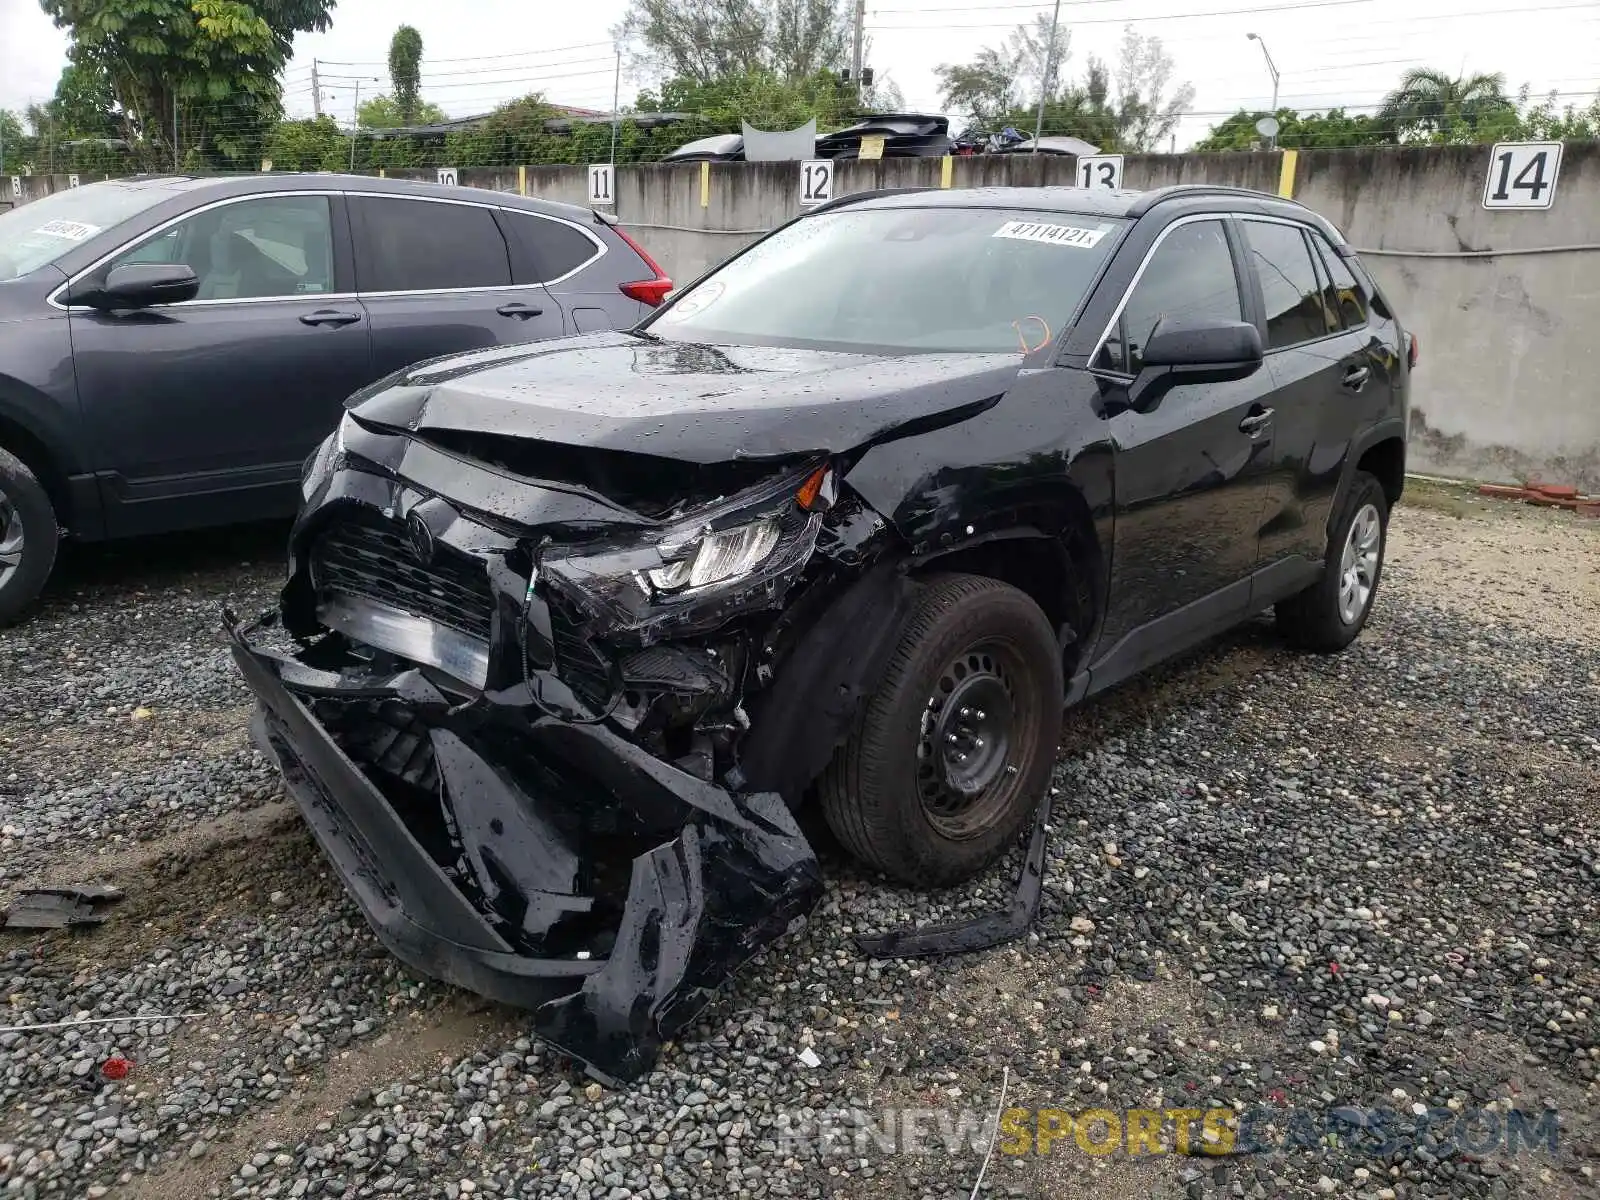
[1354,430,1406,508]
[0,407,72,530]
[909,500,1104,681]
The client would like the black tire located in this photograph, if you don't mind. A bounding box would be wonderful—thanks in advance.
[1275,470,1388,653]
[0,446,59,628]
[819,573,1063,888]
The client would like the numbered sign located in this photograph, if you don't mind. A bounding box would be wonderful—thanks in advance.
[436,167,458,187]
[588,163,615,206]
[800,159,833,206]
[1076,155,1124,190]
[8,176,19,196]
[1483,142,1561,210]
[68,174,80,188]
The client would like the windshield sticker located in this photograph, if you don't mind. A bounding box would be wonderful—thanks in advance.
[661,279,726,322]
[993,220,1105,249]
[34,219,101,242]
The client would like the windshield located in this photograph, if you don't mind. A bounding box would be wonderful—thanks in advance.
[649,206,1127,354]
[0,182,173,283]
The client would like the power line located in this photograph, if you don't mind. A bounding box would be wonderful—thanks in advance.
[868,0,1594,28]
[309,40,615,68]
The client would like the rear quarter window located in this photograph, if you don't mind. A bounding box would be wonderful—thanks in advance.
[500,210,602,282]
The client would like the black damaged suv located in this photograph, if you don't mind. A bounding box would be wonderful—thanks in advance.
[231,184,1413,1082]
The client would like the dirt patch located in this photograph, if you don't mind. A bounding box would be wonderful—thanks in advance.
[1390,489,1600,643]
[2,801,293,905]
[121,996,521,1200]
[7,805,336,974]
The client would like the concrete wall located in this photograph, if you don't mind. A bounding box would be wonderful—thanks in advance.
[4,145,1597,487]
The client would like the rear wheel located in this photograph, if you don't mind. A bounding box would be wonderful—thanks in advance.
[1275,470,1388,653]
[0,447,59,628]
[819,574,1063,888]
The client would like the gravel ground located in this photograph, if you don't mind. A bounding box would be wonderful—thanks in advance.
[1,487,1597,1200]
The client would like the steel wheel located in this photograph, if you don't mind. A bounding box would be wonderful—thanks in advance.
[916,639,1029,840]
[0,487,25,590]
[1337,502,1382,625]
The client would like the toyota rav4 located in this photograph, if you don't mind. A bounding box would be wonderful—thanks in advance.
[229,183,1413,1082]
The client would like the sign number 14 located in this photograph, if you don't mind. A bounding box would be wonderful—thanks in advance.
[1483,142,1562,210]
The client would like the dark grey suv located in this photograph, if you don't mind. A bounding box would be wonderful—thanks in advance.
[0,173,671,623]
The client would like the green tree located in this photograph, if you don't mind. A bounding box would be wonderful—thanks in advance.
[1007,12,1071,107]
[357,94,446,129]
[624,0,849,86]
[264,113,347,170]
[934,49,1017,128]
[1194,107,1397,151]
[1522,91,1600,140]
[1111,27,1193,151]
[387,24,423,124]
[1377,68,1514,143]
[39,0,335,170]
[0,110,35,172]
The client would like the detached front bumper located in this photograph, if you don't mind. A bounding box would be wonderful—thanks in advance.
[228,615,822,1084]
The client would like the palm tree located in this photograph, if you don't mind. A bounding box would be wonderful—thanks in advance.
[1378,68,1513,142]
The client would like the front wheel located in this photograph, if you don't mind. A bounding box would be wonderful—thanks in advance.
[819,574,1063,888]
[0,447,58,628]
[1275,470,1389,653]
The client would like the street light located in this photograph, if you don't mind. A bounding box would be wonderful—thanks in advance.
[1246,33,1280,150]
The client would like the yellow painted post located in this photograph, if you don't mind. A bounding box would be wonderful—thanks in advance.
[940,155,953,188]
[700,160,710,208]
[518,164,527,196]
[1277,149,1298,199]
[378,167,385,179]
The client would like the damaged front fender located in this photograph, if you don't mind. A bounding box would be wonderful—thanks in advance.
[228,611,821,1085]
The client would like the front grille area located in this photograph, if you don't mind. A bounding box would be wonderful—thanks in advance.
[547,603,615,710]
[311,519,494,642]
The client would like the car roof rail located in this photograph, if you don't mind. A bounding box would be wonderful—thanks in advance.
[1127,183,1311,217]
[802,186,937,216]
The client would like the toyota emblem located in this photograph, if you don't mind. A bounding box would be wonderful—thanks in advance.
[405,509,436,564]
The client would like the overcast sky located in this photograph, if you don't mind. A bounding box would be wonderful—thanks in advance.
[2,0,1596,149]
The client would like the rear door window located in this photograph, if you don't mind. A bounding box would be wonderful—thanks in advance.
[352,197,511,293]
[499,210,602,282]
[1241,219,1337,349]
[1095,219,1243,375]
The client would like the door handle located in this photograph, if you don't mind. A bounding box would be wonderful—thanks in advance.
[1238,407,1275,436]
[1343,365,1372,392]
[299,309,362,327]
[496,302,544,319]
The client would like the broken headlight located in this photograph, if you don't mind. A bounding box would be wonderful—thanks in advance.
[539,463,836,641]
[301,414,350,499]
[646,518,782,595]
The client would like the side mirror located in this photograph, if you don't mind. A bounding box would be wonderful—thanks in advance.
[1129,318,1263,411]
[88,263,200,310]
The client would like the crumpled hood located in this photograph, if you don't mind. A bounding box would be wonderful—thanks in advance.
[346,331,1022,464]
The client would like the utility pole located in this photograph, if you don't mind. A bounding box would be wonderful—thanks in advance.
[311,59,322,116]
[350,80,362,171]
[850,0,866,103]
[173,102,179,172]
[1246,33,1280,150]
[1032,0,1062,152]
[608,45,621,165]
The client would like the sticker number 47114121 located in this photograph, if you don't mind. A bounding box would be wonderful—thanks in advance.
[993,220,1107,249]
[1482,142,1562,210]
